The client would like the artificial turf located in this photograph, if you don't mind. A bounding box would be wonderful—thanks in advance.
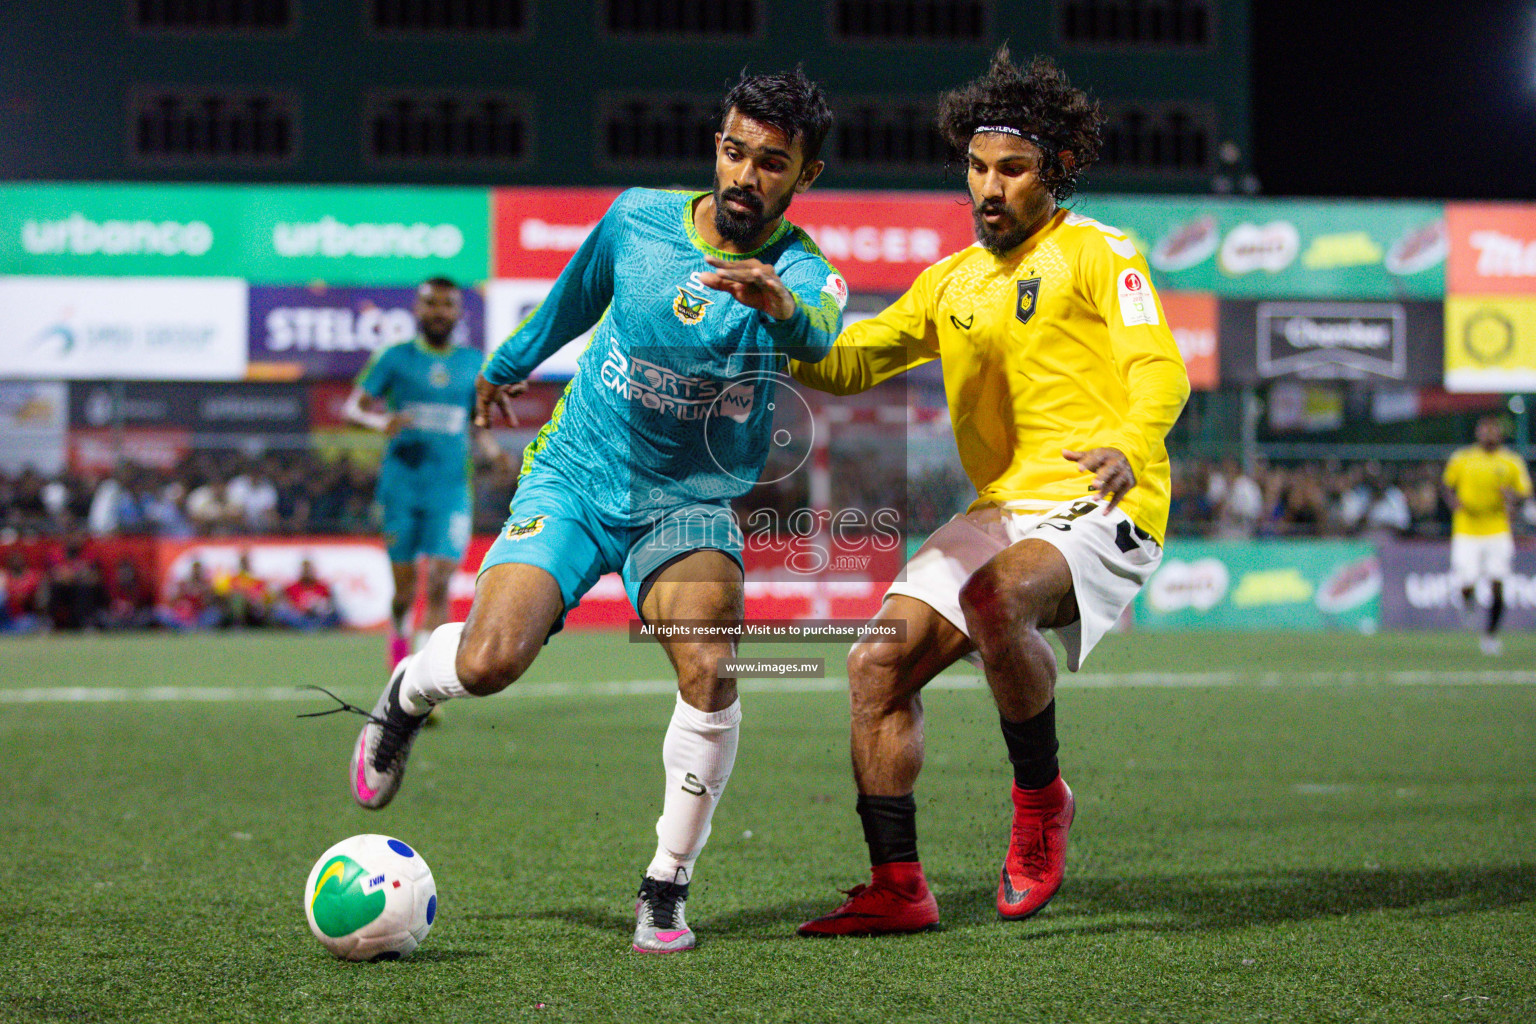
[1,628,1532,1023]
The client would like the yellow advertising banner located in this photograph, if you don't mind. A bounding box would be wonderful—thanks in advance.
[1444,296,1536,392]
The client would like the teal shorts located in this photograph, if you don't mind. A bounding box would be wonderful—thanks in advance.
[478,471,744,635]
[378,478,472,565]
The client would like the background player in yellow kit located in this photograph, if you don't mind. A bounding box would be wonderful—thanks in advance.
[1443,415,1533,657]
[791,48,1190,935]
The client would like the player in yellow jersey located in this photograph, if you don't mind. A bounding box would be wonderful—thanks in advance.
[1443,415,1533,656]
[793,49,1189,936]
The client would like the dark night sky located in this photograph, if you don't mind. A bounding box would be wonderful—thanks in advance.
[1251,1,1536,200]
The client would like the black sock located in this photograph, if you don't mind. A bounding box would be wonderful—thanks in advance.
[1001,701,1060,790]
[1489,585,1505,634]
[856,794,918,865]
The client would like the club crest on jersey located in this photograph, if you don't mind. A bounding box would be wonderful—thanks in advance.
[1016,278,1042,324]
[673,283,714,326]
[503,515,547,542]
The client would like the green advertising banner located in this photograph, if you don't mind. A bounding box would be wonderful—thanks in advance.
[1072,196,1446,299]
[0,183,490,285]
[1134,540,1381,631]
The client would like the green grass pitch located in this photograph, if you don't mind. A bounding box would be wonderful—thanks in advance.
[2,628,1533,1023]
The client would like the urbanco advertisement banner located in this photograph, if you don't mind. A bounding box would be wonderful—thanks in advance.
[247,285,487,380]
[1443,296,1536,393]
[0,183,492,285]
[1073,196,1446,299]
[1218,299,1443,384]
[1378,540,1536,630]
[0,277,248,380]
[1446,203,1536,295]
[1134,540,1381,631]
[0,182,241,277]
[242,185,490,285]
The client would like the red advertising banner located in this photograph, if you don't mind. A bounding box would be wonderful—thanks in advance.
[1447,202,1536,294]
[493,187,624,279]
[1160,291,1218,390]
[493,186,971,292]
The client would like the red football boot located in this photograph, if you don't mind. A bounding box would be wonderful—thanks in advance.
[797,861,940,937]
[997,774,1074,919]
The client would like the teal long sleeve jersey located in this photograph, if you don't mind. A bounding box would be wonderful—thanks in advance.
[483,188,846,524]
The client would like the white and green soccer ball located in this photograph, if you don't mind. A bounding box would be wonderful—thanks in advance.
[303,834,436,961]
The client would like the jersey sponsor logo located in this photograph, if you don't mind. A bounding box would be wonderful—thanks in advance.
[681,772,707,796]
[821,272,849,310]
[599,346,734,421]
[428,363,450,388]
[672,272,715,326]
[401,401,468,435]
[1016,278,1041,324]
[503,514,547,541]
[1117,268,1160,327]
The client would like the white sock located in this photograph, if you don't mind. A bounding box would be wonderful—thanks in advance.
[645,693,742,883]
[398,622,472,716]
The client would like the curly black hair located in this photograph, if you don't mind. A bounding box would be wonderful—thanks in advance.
[937,47,1104,203]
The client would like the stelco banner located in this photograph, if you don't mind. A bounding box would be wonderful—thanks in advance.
[1075,197,1446,299]
[1134,539,1381,631]
[0,183,490,285]
[1378,540,1536,630]
[247,285,487,380]
[0,276,248,380]
[1218,299,1443,384]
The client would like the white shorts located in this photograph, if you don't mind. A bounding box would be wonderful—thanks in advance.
[886,498,1163,672]
[1451,532,1515,588]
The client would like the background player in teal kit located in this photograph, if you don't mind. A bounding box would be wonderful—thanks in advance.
[343,277,496,669]
[332,70,846,953]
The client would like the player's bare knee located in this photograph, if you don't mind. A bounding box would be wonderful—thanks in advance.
[674,647,733,705]
[454,635,536,695]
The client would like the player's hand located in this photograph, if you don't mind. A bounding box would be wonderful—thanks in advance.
[384,412,413,437]
[474,373,527,428]
[1063,447,1137,513]
[699,256,797,320]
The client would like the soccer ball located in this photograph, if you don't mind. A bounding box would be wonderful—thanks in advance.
[303,834,437,961]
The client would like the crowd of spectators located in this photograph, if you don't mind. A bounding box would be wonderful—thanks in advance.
[0,448,517,542]
[0,451,1501,551]
[0,542,342,635]
[1168,458,1459,540]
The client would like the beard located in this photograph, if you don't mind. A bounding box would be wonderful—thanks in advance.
[971,192,1054,257]
[418,320,456,346]
[712,175,792,247]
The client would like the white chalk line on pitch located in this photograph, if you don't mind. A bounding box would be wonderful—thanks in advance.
[4,670,1536,704]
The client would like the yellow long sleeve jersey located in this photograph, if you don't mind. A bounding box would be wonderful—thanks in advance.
[1443,445,1533,536]
[790,208,1191,544]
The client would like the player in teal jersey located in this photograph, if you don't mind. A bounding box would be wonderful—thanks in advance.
[343,277,499,669]
[329,70,845,954]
